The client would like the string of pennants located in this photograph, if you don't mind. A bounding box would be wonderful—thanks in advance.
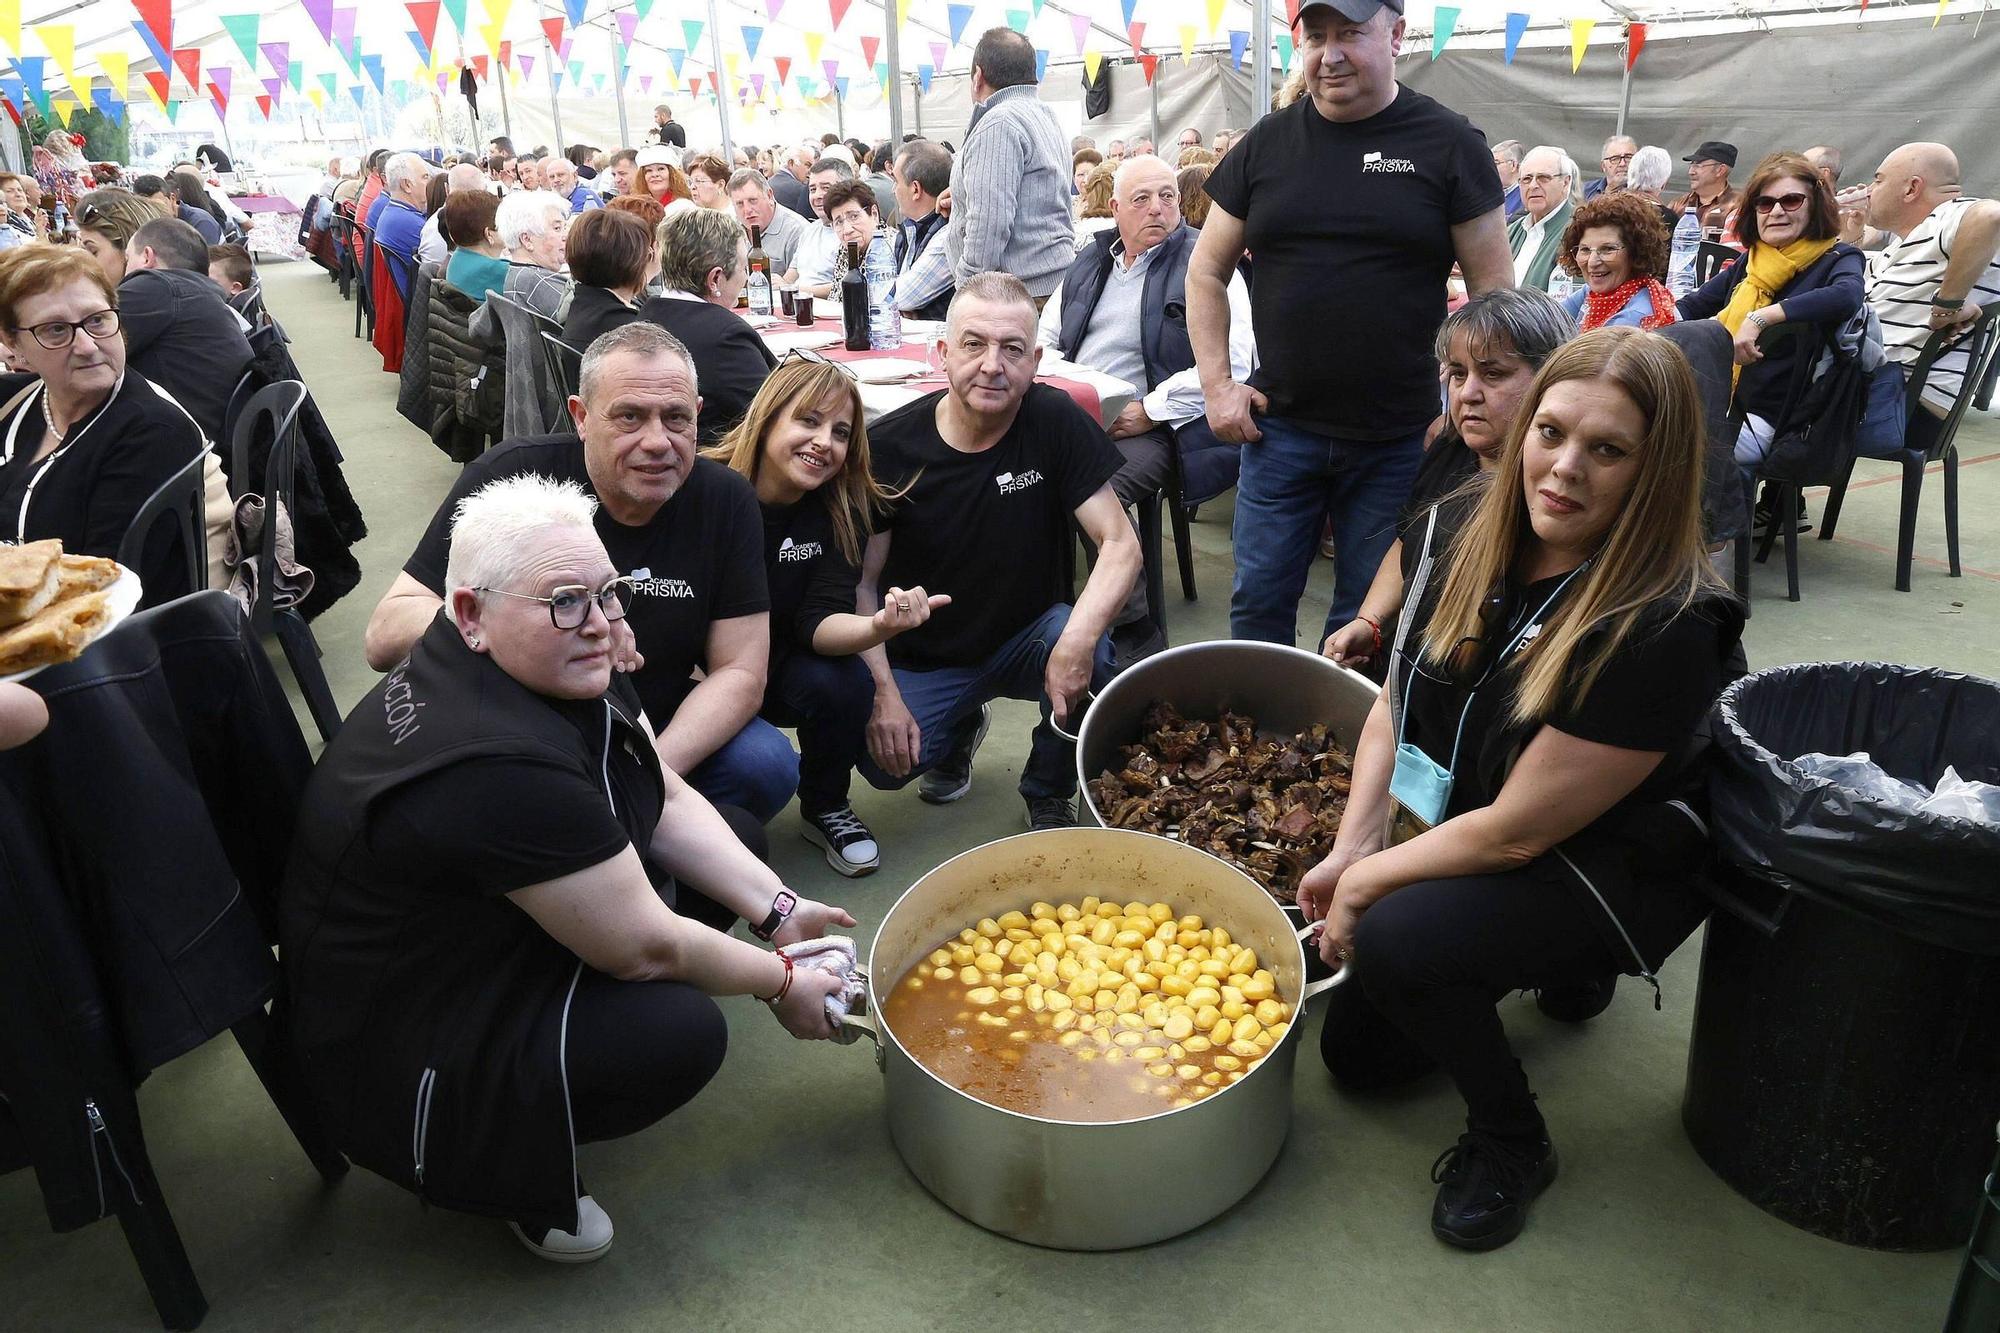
[0,0,1969,129]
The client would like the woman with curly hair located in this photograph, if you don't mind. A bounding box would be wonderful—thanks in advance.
[1556,192,1677,332]
[1178,164,1214,229]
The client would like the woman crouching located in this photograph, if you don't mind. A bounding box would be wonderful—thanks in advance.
[1298,327,1745,1250]
[280,474,851,1264]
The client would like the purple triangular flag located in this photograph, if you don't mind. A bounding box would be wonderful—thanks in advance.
[304,0,335,43]
[618,12,639,46]
[260,42,290,82]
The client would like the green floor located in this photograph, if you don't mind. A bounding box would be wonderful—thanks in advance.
[6,260,1990,1331]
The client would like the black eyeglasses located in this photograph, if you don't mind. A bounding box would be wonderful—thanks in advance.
[11,308,120,350]
[475,577,635,630]
[1754,192,1811,215]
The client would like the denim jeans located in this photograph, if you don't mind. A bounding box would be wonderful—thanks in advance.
[857,604,1113,801]
[1229,417,1425,646]
[758,650,874,814]
[685,716,801,824]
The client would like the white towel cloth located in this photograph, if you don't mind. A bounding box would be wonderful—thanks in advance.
[779,936,866,1027]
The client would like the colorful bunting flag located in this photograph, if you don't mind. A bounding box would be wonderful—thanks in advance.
[618,12,639,46]
[1082,48,1101,82]
[144,70,172,110]
[1276,34,1293,70]
[255,93,272,117]
[947,4,974,47]
[563,0,587,25]
[407,31,430,64]
[0,0,20,58]
[303,0,334,43]
[1069,13,1090,54]
[407,2,440,50]
[1138,53,1159,84]
[1228,30,1247,68]
[1569,18,1595,71]
[768,0,785,18]
[542,16,565,49]
[34,24,78,96]
[99,51,129,96]
[208,78,229,114]
[831,0,854,29]
[171,47,202,91]
[774,55,791,83]
[134,0,175,56]
[1503,12,1529,64]
[361,54,384,94]
[261,76,282,100]
[1034,49,1048,80]
[823,57,840,86]
[220,14,259,65]
[260,42,290,83]
[1625,22,1647,70]
[917,63,933,92]
[1129,22,1146,56]
[1432,6,1460,59]
[1179,25,1195,61]
[332,7,357,53]
[441,0,468,35]
[1120,0,1139,29]
[861,35,880,68]
[93,88,125,124]
[743,25,763,60]
[682,19,704,49]
[803,32,823,65]
[1005,10,1029,33]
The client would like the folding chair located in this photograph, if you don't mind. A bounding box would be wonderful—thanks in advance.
[118,453,209,609]
[540,331,583,402]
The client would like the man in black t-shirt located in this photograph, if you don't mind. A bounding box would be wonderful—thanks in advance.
[1189,0,1514,648]
[861,273,1140,830]
[364,322,799,825]
[650,105,687,150]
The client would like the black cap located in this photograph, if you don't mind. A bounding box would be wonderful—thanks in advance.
[1294,0,1405,25]
[1683,141,1738,168]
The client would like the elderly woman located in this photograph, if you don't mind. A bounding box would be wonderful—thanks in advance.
[560,209,654,351]
[1677,151,1863,473]
[1322,289,1574,670]
[1625,146,1678,232]
[1300,327,1745,1250]
[802,180,880,299]
[686,154,731,210]
[1072,148,1103,197]
[441,189,508,300]
[706,359,938,877]
[74,189,170,286]
[635,208,776,442]
[1073,163,1116,249]
[0,246,213,606]
[631,145,694,213]
[1555,193,1677,332]
[491,189,573,319]
[281,473,852,1263]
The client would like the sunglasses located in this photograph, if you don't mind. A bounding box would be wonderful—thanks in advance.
[779,348,857,379]
[1754,192,1811,214]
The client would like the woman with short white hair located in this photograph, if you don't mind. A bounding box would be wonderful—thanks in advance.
[491,189,573,319]
[1625,146,1679,232]
[281,473,853,1265]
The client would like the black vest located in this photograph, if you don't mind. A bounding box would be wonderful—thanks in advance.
[1054,224,1198,392]
[893,210,953,321]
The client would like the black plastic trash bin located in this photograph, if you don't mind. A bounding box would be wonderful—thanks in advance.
[1686,663,2000,1252]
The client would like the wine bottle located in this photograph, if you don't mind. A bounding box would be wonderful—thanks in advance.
[840,241,870,351]
[746,224,772,316]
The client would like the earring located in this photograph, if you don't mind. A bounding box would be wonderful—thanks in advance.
[468,636,481,649]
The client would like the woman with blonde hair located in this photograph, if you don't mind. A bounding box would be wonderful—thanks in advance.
[706,358,935,876]
[1072,162,1117,249]
[1297,326,1745,1251]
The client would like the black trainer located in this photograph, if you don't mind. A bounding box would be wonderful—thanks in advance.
[800,803,880,877]
[1024,795,1077,831]
[918,705,990,805]
[1429,1130,1559,1251]
[1535,976,1617,1023]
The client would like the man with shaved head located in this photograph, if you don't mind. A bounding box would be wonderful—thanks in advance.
[1852,142,2000,453]
[419,162,488,264]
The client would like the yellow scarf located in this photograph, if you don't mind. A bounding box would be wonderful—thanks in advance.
[1718,237,1839,386]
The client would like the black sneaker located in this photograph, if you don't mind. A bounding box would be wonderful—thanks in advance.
[1429,1130,1558,1251]
[918,705,990,805]
[1535,976,1617,1023]
[1024,795,1077,831]
[801,803,880,877]
[1753,493,1813,537]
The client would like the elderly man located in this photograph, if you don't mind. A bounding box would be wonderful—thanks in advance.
[420,163,487,263]
[788,156,855,290]
[890,139,955,319]
[1849,142,2000,456]
[542,155,602,216]
[1191,0,1513,647]
[1505,146,1578,292]
[1105,138,1128,164]
[1674,140,1740,233]
[1492,138,1526,219]
[861,273,1139,830]
[1177,127,1202,151]
[772,145,815,219]
[1037,153,1254,661]
[1804,145,1842,193]
[119,216,255,443]
[372,153,433,297]
[1584,134,1637,200]
[365,322,797,823]
[1131,137,1157,158]
[728,167,808,276]
[946,28,1075,301]
[516,155,546,193]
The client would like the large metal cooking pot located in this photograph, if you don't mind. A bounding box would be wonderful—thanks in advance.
[1074,641,1381,902]
[839,828,1346,1251]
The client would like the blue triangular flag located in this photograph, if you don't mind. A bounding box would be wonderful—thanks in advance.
[667,48,686,77]
[917,63,933,92]
[407,31,431,64]
[742,25,763,61]
[835,75,850,98]
[93,88,127,124]
[15,57,46,104]
[132,21,170,73]
[349,85,367,110]
[1229,30,1248,68]
[1120,0,1139,28]
[1034,49,1048,81]
[947,4,974,46]
[1504,12,1530,64]
[564,0,589,25]
[361,54,386,95]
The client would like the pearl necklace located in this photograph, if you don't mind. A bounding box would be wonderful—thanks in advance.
[40,390,65,443]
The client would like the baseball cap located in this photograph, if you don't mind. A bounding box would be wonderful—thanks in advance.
[1682,141,1738,168]
[1294,0,1405,24]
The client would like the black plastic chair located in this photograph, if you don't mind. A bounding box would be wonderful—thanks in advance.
[540,331,582,402]
[1729,320,1854,604]
[1694,240,1738,289]
[231,381,342,742]
[117,453,208,608]
[352,221,376,341]
[1819,309,2000,592]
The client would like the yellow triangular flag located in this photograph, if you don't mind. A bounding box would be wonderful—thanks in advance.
[480,21,504,57]
[1179,25,1196,61]
[98,50,129,97]
[0,0,19,58]
[308,87,326,112]
[725,51,741,77]
[35,23,79,91]
[1082,48,1102,82]
[804,31,824,66]
[1206,0,1226,35]
[1933,0,1949,25]
[50,98,72,127]
[1570,18,1595,72]
[897,0,911,26]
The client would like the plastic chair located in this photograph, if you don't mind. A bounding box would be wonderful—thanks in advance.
[540,331,583,402]
[1693,241,1738,288]
[352,221,376,341]
[231,381,342,742]
[117,453,209,608]
[1728,320,1855,604]
[1818,309,2000,592]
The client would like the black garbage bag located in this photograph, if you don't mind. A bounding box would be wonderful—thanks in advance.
[1708,661,2000,955]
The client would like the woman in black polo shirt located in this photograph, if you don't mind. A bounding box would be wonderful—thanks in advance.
[281,475,852,1264]
[708,358,940,877]
[1297,327,1745,1251]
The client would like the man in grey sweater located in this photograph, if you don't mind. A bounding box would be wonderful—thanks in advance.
[945,28,1074,301]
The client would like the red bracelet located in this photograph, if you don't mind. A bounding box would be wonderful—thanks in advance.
[761,950,795,1005]
[1357,615,1383,656]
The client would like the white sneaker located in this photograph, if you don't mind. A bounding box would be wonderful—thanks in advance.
[801,803,881,876]
[509,1194,614,1263]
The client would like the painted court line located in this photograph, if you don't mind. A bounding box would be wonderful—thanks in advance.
[1804,448,2000,496]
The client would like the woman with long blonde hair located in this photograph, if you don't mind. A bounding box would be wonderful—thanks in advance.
[1296,327,1745,1251]
[705,358,936,877]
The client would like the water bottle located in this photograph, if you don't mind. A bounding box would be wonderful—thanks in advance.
[1546,266,1577,304]
[52,203,70,244]
[863,228,902,350]
[1667,209,1702,299]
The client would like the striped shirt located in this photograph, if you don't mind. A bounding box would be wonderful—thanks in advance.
[1865,197,2000,409]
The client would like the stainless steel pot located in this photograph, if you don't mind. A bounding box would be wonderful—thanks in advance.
[839,828,1346,1251]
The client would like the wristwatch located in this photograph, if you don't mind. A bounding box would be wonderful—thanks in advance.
[751,888,798,942]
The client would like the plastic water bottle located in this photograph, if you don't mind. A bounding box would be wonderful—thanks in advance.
[863,228,902,350]
[1667,209,1703,299]
[1546,266,1577,303]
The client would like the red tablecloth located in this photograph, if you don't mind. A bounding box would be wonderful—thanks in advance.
[232,194,300,214]
[788,318,1104,422]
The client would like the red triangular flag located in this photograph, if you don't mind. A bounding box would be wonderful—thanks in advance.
[144,70,172,106]
[1625,22,1647,70]
[1128,22,1146,56]
[709,71,722,94]
[172,47,203,90]
[541,16,566,50]
[208,79,230,114]
[135,0,176,54]
[830,0,853,28]
[1138,53,1159,83]
[255,93,274,118]
[471,55,489,78]
[0,97,20,126]
[407,2,442,51]
[861,35,880,68]
[1285,0,1301,24]
[774,56,791,84]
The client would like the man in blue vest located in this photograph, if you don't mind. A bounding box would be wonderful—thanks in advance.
[1036,153,1254,660]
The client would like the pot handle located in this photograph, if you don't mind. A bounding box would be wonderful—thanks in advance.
[1295,920,1355,1003]
[1046,688,1097,745]
[831,964,886,1069]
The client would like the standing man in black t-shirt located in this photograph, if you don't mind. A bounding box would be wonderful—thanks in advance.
[650,105,687,150]
[861,272,1140,830]
[1191,0,1514,648]
[364,323,799,827]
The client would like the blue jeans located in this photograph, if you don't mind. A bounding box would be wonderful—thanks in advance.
[758,651,874,814]
[1229,417,1425,645]
[858,604,1113,801]
[685,717,801,824]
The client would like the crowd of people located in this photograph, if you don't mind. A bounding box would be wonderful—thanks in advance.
[4,0,1997,1278]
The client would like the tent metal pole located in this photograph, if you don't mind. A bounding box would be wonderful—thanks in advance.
[914,80,923,137]
[1615,36,1635,137]
[497,56,513,141]
[1251,0,1273,124]
[836,84,846,140]
[884,5,905,144]
[704,0,735,160]
[611,30,631,149]
[1149,69,1160,147]
[544,18,565,147]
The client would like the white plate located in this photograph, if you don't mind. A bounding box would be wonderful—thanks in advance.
[761,329,843,355]
[850,358,937,384]
[0,562,143,684]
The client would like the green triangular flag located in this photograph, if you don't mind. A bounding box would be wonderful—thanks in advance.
[874,61,888,84]
[390,79,409,102]
[165,99,180,123]
[319,72,338,98]
[634,0,655,17]
[441,0,469,35]
[1005,10,1029,33]
[290,63,305,93]
[682,19,704,49]
[221,14,261,66]
[1276,34,1294,69]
